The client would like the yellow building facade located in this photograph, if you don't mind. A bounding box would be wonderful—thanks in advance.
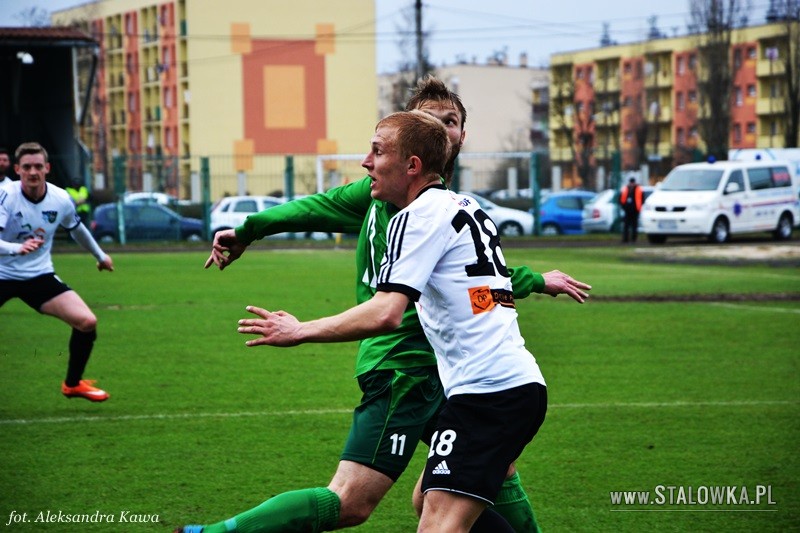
[549,22,797,188]
[54,0,376,199]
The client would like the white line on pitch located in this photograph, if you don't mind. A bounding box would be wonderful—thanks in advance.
[707,302,800,314]
[0,400,795,426]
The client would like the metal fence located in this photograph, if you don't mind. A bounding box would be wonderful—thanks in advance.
[68,151,558,243]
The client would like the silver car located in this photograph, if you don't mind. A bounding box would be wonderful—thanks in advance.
[464,193,535,237]
[581,187,654,233]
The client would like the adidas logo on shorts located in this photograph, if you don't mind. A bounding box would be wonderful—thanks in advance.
[432,461,450,475]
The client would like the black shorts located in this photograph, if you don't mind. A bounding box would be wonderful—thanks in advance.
[0,273,72,311]
[421,382,547,504]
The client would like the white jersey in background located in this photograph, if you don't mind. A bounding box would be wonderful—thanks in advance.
[376,185,545,397]
[0,183,81,280]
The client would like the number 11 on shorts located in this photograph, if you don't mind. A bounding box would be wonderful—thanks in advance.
[390,433,406,455]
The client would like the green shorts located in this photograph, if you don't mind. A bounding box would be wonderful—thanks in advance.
[340,366,445,481]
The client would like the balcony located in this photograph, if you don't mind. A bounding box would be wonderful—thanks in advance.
[653,106,672,123]
[756,59,786,77]
[594,77,620,93]
[549,146,574,162]
[645,71,673,89]
[757,135,785,146]
[756,98,785,115]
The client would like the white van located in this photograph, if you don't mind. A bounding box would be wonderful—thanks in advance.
[641,159,800,244]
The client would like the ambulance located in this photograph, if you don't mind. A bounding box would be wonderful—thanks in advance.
[641,158,800,244]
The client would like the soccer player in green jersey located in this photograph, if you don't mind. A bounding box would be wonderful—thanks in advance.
[185,76,590,533]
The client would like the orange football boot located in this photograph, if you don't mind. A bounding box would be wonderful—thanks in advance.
[61,380,109,402]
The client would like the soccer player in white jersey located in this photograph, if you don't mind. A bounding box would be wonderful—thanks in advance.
[236,111,547,533]
[0,142,114,402]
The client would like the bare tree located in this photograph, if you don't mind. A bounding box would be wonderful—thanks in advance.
[13,7,50,27]
[774,0,800,147]
[550,78,596,188]
[390,2,436,112]
[689,0,750,160]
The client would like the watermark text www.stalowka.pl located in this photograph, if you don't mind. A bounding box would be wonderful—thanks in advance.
[610,485,776,510]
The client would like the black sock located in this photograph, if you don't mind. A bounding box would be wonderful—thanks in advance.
[470,507,515,533]
[65,329,97,387]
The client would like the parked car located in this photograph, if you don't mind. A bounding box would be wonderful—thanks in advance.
[91,203,203,242]
[123,191,187,207]
[581,186,655,233]
[536,190,597,235]
[209,195,333,240]
[210,195,283,234]
[463,193,535,237]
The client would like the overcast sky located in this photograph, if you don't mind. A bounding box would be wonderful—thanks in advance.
[1,0,777,71]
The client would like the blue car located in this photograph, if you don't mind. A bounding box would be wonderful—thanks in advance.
[534,191,597,235]
[91,202,204,242]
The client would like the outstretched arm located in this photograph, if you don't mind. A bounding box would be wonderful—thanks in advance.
[541,270,590,303]
[206,177,374,270]
[237,291,409,347]
[237,177,373,244]
[509,266,590,303]
[204,228,248,270]
[69,223,114,271]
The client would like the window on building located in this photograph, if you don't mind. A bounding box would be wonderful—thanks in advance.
[746,122,756,134]
[733,123,742,143]
[733,48,742,69]
[623,96,633,107]
[623,62,632,74]
[576,67,584,79]
[690,126,698,138]
[128,92,136,112]
[735,86,743,106]
[676,92,685,111]
[165,127,173,149]
[624,130,633,141]
[747,84,756,97]
[770,81,779,98]
[770,120,778,135]
[688,54,697,70]
[164,87,172,108]
[747,47,756,59]
[688,90,697,103]
[677,127,685,145]
[676,56,685,75]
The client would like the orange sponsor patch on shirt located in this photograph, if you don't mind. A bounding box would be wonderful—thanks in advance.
[469,286,496,314]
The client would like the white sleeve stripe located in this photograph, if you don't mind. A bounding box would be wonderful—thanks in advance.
[381,211,410,285]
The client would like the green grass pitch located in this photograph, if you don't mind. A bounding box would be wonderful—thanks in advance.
[0,244,798,532]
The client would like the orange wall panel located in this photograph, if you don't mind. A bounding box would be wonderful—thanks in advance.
[242,39,326,154]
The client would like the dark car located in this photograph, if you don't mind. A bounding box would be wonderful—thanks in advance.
[91,203,204,242]
[534,190,597,235]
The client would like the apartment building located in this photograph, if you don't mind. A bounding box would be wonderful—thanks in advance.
[549,21,797,188]
[53,0,376,199]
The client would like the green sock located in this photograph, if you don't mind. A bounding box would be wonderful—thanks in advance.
[202,487,340,533]
[494,472,541,533]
